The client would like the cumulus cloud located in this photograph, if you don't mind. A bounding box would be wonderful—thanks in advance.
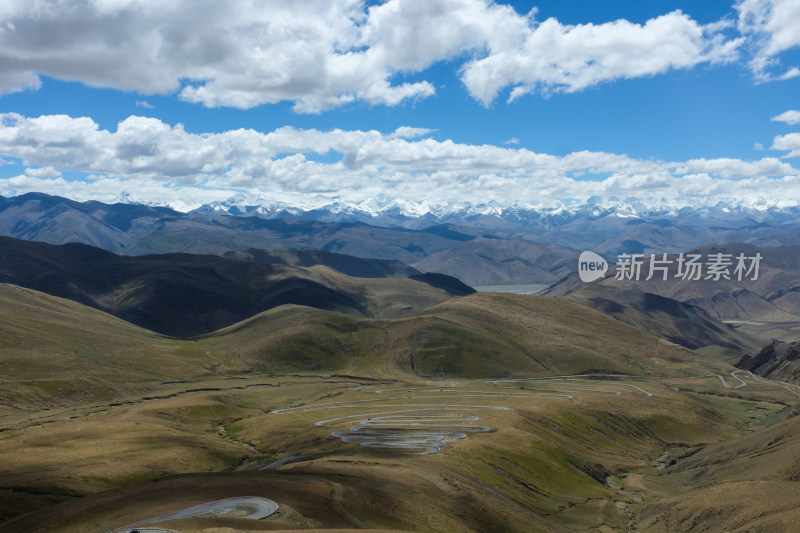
[674,157,796,177]
[23,166,61,178]
[772,133,800,158]
[0,0,437,112]
[387,126,435,139]
[0,0,748,111]
[772,110,800,125]
[0,172,228,211]
[1,113,798,206]
[461,10,740,105]
[736,0,800,80]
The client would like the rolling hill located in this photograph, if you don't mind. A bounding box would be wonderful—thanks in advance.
[546,242,800,324]
[0,236,473,337]
[219,247,419,278]
[557,284,762,362]
[0,193,574,286]
[6,193,800,531]
[735,340,800,384]
[193,291,726,380]
[633,404,800,532]
[0,284,195,409]
[411,237,574,285]
[1,280,796,532]
[0,280,737,410]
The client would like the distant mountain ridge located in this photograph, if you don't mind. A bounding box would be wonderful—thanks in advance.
[6,192,800,285]
[0,236,473,337]
[0,192,178,251]
[187,193,800,258]
[545,242,800,323]
[557,284,762,358]
[0,192,574,285]
[174,192,800,228]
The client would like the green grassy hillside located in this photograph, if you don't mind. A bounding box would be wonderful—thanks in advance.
[0,284,206,408]
[195,292,725,380]
[0,237,472,337]
[561,285,762,362]
[633,404,800,531]
[3,284,798,532]
[0,283,730,411]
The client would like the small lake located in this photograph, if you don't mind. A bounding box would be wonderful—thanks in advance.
[472,283,550,295]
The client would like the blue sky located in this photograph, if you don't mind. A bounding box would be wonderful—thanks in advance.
[0,0,798,210]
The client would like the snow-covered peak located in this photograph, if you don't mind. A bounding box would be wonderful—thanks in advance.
[169,193,800,229]
[113,191,138,204]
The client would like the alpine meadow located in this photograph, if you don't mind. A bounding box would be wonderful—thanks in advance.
[2,1,800,532]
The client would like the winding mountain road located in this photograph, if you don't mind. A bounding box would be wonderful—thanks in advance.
[109,496,278,533]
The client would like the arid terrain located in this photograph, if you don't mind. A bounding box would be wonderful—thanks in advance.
[3,274,800,532]
[3,0,800,527]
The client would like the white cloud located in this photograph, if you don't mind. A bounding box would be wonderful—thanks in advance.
[135,100,154,109]
[736,0,800,80]
[0,0,439,112]
[387,126,435,139]
[23,166,61,178]
[460,10,740,105]
[674,157,796,177]
[1,113,799,207]
[0,69,41,96]
[772,110,800,125]
[0,173,229,211]
[0,0,745,111]
[772,132,800,157]
[778,66,800,80]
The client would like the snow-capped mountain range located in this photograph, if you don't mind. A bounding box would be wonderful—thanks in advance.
[6,191,800,286]
[117,191,800,231]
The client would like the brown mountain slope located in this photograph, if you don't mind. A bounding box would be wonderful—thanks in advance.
[410,237,574,285]
[0,283,728,415]
[0,284,197,408]
[558,284,762,363]
[634,406,800,532]
[0,192,176,251]
[0,237,472,337]
[4,285,798,532]
[545,242,800,323]
[736,340,800,384]
[220,247,419,278]
[196,292,728,379]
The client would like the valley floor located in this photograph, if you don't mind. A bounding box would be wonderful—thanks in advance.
[3,371,800,532]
